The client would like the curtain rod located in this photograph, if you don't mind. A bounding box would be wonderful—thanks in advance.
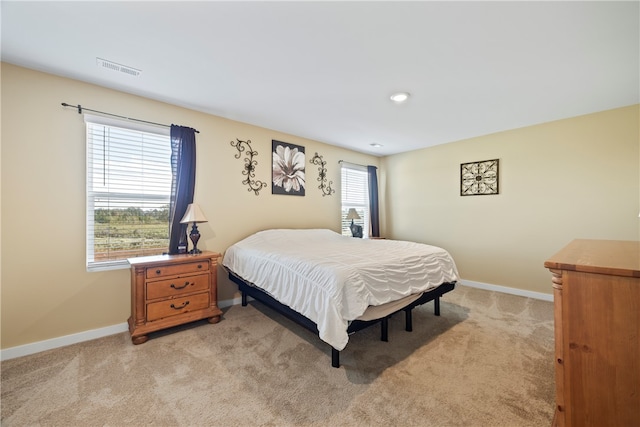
[61,102,199,133]
[339,160,369,168]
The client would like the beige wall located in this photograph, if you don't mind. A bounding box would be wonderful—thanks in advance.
[0,63,378,349]
[382,104,640,294]
[2,62,638,351]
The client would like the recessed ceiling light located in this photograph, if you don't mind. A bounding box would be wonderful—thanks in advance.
[370,143,383,148]
[390,92,410,103]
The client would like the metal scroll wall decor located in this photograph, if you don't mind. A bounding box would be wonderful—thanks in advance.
[460,158,499,196]
[230,138,268,196]
[309,152,335,196]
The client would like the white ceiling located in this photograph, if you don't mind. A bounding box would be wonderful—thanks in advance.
[2,1,638,156]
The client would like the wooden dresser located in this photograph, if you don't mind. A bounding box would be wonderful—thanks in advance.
[128,251,223,344]
[544,239,640,427]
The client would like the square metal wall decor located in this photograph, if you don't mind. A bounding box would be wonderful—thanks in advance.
[272,140,305,196]
[460,159,499,196]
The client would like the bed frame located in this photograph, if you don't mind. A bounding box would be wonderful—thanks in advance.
[228,271,456,368]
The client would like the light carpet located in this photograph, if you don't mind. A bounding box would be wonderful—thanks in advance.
[1,285,555,426]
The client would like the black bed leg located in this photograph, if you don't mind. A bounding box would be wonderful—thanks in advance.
[381,318,388,342]
[405,308,413,332]
[331,347,340,368]
[434,296,440,316]
[241,291,248,307]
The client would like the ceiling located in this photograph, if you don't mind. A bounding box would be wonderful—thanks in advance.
[2,1,638,156]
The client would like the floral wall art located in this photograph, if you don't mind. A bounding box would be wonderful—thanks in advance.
[272,140,305,196]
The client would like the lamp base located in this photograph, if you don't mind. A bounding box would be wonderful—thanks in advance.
[350,221,363,238]
[189,223,202,254]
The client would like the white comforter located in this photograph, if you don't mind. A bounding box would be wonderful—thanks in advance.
[222,229,459,350]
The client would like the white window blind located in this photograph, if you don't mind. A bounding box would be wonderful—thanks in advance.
[341,164,369,237]
[85,114,172,271]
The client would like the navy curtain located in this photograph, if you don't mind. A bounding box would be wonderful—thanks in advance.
[367,165,380,238]
[168,125,197,254]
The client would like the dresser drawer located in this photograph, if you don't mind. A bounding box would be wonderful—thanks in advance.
[146,273,209,300]
[146,260,210,279]
[147,292,210,322]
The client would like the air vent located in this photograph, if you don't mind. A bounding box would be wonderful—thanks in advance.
[96,57,141,77]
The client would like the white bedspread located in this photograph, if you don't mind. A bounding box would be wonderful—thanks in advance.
[222,229,459,351]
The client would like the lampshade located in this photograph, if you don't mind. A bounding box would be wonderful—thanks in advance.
[180,203,208,224]
[346,208,360,220]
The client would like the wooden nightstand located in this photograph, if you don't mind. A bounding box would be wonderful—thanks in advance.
[127,251,223,344]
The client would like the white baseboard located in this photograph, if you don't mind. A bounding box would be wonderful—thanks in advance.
[459,279,553,302]
[0,322,130,362]
[0,297,241,362]
[1,283,550,361]
[222,296,245,307]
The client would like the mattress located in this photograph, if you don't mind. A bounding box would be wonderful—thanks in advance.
[222,229,459,350]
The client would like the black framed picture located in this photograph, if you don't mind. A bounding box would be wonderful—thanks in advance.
[460,159,499,196]
[272,140,305,196]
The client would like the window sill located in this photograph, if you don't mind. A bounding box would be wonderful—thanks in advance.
[87,260,130,272]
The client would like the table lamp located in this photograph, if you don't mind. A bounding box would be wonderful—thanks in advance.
[180,203,208,254]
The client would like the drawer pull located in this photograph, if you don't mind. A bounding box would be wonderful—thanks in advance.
[170,301,190,310]
[198,264,202,269]
[155,269,162,275]
[170,281,191,290]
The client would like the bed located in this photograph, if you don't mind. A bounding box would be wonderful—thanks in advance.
[222,229,459,367]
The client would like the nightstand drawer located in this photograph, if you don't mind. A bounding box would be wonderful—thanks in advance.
[147,292,210,322]
[146,260,209,279]
[146,273,209,300]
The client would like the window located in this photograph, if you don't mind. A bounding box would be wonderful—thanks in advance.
[341,164,369,237]
[86,115,172,271]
